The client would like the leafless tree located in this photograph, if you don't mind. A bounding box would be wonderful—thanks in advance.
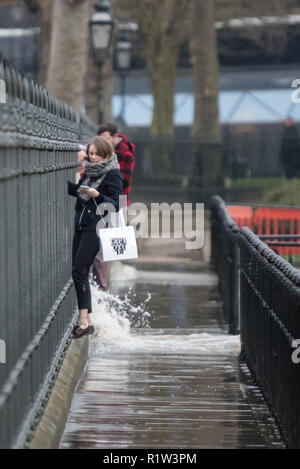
[24,0,52,86]
[188,0,221,186]
[46,0,92,114]
[113,0,189,136]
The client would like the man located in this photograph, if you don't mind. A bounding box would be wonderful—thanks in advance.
[97,122,135,204]
[280,117,300,179]
[93,122,135,290]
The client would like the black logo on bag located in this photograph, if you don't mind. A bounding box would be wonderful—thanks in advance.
[111,237,127,255]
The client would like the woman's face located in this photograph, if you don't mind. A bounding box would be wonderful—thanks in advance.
[88,144,108,163]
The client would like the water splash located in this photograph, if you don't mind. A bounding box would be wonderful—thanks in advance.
[89,281,240,357]
[89,282,152,354]
[88,262,240,357]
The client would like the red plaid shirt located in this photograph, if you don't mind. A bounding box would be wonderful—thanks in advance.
[115,134,135,205]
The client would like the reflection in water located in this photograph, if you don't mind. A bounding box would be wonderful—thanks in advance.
[170,284,188,328]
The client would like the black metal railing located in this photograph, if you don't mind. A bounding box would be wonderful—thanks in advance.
[239,227,300,448]
[210,195,240,334]
[211,195,300,448]
[0,57,96,448]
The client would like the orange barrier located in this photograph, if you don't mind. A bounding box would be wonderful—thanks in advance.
[227,205,253,230]
[253,207,300,255]
[226,205,300,255]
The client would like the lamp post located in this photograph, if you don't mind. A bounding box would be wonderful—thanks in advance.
[115,35,132,127]
[89,0,114,123]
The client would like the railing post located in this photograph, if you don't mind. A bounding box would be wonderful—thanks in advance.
[230,239,240,335]
[210,195,240,334]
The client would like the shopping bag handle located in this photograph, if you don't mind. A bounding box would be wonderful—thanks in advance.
[93,199,126,228]
[115,209,126,228]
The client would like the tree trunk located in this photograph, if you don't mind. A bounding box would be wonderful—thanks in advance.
[136,0,185,174]
[84,42,99,124]
[147,42,177,174]
[148,47,176,137]
[102,48,114,123]
[135,0,186,138]
[46,0,92,114]
[190,0,221,187]
[37,0,52,86]
[24,0,52,87]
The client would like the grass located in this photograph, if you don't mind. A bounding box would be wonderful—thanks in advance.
[230,177,284,189]
[263,178,300,206]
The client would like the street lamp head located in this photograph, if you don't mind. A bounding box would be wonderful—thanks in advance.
[116,40,132,71]
[94,0,110,11]
[90,0,114,64]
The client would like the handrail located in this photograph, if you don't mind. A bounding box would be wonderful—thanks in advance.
[211,195,300,448]
[0,56,97,448]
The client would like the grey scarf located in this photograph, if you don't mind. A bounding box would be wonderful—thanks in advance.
[78,153,120,202]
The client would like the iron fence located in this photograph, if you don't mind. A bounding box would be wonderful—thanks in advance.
[131,136,222,188]
[210,195,240,334]
[0,57,96,448]
[129,122,294,192]
[211,195,300,447]
[239,227,300,448]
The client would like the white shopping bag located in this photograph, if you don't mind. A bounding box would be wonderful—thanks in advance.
[97,209,138,262]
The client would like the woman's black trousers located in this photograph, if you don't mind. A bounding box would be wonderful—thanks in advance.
[72,229,100,313]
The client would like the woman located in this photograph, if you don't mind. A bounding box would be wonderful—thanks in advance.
[68,136,123,338]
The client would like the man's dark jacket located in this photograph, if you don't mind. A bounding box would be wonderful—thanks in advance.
[280,125,300,178]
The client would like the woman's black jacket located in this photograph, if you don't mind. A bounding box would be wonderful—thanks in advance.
[68,169,123,231]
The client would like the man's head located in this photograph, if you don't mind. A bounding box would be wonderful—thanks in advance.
[97,122,119,148]
[284,117,295,128]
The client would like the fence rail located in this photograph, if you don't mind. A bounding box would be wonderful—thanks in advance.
[0,57,97,448]
[239,227,300,448]
[210,196,240,334]
[211,195,300,448]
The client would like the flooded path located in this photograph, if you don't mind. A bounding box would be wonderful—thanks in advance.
[60,240,284,449]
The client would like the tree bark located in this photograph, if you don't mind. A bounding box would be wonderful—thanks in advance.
[38,0,52,86]
[46,0,92,113]
[24,0,52,87]
[190,0,221,187]
[148,41,177,137]
[133,0,188,137]
[84,43,100,123]
[102,46,114,123]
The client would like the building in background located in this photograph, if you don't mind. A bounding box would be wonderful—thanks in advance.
[0,0,39,78]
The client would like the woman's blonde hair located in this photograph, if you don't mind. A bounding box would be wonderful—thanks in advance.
[86,135,113,160]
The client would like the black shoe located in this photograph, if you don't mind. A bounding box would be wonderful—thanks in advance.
[73,325,95,339]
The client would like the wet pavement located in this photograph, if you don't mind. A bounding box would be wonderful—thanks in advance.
[60,239,284,449]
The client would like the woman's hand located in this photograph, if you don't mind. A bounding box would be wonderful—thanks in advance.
[78,150,87,162]
[84,188,99,198]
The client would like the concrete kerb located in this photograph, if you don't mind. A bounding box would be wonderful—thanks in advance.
[29,336,88,449]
